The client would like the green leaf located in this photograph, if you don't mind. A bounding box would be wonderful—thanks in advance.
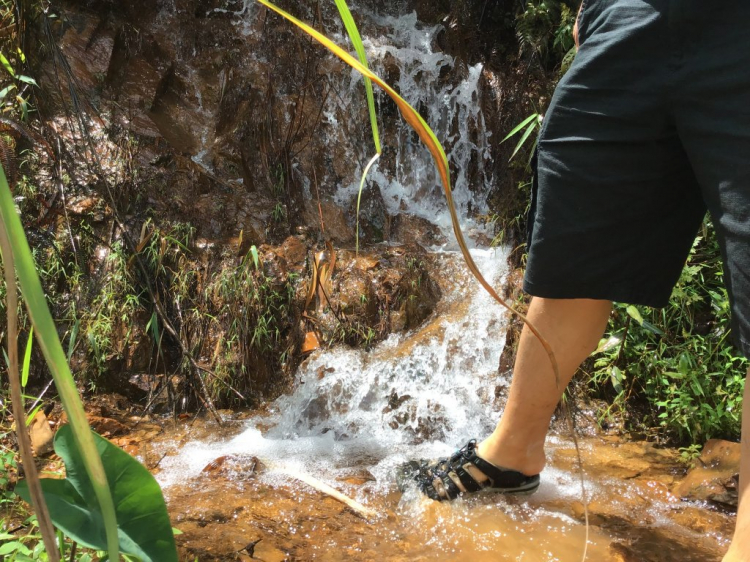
[25,403,43,427]
[0,52,15,77]
[21,326,33,388]
[625,305,644,325]
[333,0,381,154]
[0,540,32,556]
[610,366,624,394]
[640,319,665,336]
[67,319,80,362]
[250,245,260,270]
[0,83,16,100]
[594,331,624,354]
[502,113,539,143]
[510,119,539,161]
[16,425,178,562]
[16,75,38,87]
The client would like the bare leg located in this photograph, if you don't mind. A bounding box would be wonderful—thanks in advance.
[723,367,750,562]
[476,297,612,476]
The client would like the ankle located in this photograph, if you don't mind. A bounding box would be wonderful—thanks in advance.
[475,437,546,476]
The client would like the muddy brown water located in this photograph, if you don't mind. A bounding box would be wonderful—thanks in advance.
[120,417,734,562]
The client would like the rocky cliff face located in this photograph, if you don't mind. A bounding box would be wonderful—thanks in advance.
[17,0,545,407]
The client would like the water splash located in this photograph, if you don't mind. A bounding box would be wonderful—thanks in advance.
[157,248,510,488]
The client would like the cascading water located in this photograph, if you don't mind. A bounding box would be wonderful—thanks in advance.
[157,246,510,490]
[157,3,506,491]
[330,10,493,235]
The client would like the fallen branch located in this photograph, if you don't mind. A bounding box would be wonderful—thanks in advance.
[267,461,379,520]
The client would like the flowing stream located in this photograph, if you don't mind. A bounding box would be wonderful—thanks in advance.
[148,4,735,561]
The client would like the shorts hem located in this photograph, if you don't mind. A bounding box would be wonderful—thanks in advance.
[522,279,670,309]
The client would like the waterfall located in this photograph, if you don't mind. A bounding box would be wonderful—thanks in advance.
[330,10,493,238]
[156,3,506,496]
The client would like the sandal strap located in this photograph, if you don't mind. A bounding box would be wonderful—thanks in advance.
[458,440,534,489]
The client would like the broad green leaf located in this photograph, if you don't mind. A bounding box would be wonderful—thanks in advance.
[0,540,32,556]
[0,162,120,558]
[17,425,177,562]
[21,326,33,388]
[333,0,380,154]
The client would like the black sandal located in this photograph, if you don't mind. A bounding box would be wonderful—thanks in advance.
[396,439,540,501]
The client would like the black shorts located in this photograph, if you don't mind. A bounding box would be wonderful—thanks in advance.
[523,0,750,357]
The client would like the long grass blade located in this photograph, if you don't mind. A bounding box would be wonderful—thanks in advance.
[255,0,560,386]
[0,163,120,559]
[333,0,380,154]
[355,153,380,255]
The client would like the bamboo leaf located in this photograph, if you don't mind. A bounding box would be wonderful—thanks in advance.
[67,319,79,362]
[0,84,16,101]
[509,119,538,161]
[0,163,120,559]
[16,75,38,87]
[501,113,539,143]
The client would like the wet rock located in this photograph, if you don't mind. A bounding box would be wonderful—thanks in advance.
[392,257,441,330]
[201,455,264,478]
[335,267,378,322]
[85,415,129,437]
[675,439,740,508]
[389,213,446,248]
[337,469,376,486]
[353,183,389,244]
[52,10,116,95]
[29,411,55,456]
[302,199,354,245]
[280,236,307,273]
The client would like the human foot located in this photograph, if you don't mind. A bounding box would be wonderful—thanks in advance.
[397,440,540,501]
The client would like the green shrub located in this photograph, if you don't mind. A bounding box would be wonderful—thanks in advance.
[588,218,747,443]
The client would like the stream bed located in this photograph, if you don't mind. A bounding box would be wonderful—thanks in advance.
[119,250,736,562]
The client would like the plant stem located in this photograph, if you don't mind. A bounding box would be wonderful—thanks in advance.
[0,217,60,562]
